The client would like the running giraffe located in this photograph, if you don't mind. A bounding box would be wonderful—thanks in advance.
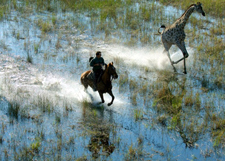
[158,2,205,74]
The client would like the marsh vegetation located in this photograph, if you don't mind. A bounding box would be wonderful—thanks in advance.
[0,0,224,160]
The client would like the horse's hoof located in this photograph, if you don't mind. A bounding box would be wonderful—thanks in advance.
[107,103,112,106]
[183,71,187,74]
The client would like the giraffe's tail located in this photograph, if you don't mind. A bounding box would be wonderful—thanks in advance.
[158,25,166,34]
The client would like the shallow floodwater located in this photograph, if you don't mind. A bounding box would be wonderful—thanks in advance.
[0,1,224,160]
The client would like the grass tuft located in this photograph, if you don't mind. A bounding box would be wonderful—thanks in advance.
[134,109,143,121]
[31,137,41,152]
[26,53,33,64]
[0,135,3,144]
[8,101,20,119]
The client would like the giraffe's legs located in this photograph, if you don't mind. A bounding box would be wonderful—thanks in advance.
[174,41,188,74]
[183,58,187,74]
[173,57,185,64]
[163,42,177,72]
[165,50,177,72]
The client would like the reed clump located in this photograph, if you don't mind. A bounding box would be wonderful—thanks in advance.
[31,137,41,152]
[119,73,129,92]
[134,109,143,121]
[157,114,167,126]
[0,135,3,144]
[125,144,138,161]
[210,115,225,147]
[36,19,53,34]
[26,53,33,64]
[8,101,20,119]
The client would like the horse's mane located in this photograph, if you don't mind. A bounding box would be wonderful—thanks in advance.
[101,63,113,79]
[100,63,109,79]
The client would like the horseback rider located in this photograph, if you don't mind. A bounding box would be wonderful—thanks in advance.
[90,51,106,90]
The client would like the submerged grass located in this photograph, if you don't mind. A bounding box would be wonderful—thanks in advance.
[31,137,41,152]
[134,109,143,121]
[150,74,213,148]
[210,115,225,147]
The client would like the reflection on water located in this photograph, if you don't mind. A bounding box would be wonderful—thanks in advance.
[160,76,198,148]
[153,74,208,149]
[81,103,115,158]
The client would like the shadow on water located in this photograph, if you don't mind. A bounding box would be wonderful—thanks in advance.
[80,102,115,159]
[152,72,225,158]
[153,74,200,148]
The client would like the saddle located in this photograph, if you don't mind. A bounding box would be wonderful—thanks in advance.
[87,70,95,81]
[87,70,104,83]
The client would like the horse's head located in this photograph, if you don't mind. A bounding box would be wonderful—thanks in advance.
[108,62,118,79]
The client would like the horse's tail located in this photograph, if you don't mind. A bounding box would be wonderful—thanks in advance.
[80,71,87,85]
[80,71,92,90]
[80,74,84,85]
[80,73,88,90]
[158,25,166,34]
[89,56,94,62]
[80,76,84,84]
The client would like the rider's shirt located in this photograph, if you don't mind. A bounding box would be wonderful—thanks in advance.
[90,57,105,72]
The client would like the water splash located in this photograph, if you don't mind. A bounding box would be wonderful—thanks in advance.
[0,53,128,115]
[0,54,90,109]
[97,43,194,71]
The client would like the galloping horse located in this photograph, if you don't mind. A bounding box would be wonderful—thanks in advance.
[80,62,118,106]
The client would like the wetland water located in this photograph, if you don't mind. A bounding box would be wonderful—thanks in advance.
[0,0,224,160]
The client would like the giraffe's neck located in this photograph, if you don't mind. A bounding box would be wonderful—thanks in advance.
[176,5,195,29]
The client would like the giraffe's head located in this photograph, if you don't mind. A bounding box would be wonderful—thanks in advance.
[195,2,205,16]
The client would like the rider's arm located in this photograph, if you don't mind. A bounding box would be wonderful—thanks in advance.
[101,58,106,65]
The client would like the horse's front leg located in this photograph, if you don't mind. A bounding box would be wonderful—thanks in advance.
[107,90,114,106]
[98,91,105,104]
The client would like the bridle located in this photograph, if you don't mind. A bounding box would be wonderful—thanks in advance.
[109,65,117,81]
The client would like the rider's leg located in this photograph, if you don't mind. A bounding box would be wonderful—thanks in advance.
[93,70,100,91]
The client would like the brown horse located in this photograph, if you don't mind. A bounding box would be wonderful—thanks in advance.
[80,62,118,106]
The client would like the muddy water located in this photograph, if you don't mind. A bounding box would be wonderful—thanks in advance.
[0,1,224,160]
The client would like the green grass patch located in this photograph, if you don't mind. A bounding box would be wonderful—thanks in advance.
[31,137,41,152]
[134,109,143,121]
[158,0,225,18]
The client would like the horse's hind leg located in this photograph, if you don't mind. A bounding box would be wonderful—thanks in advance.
[83,83,88,91]
[107,90,114,106]
[81,78,88,91]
